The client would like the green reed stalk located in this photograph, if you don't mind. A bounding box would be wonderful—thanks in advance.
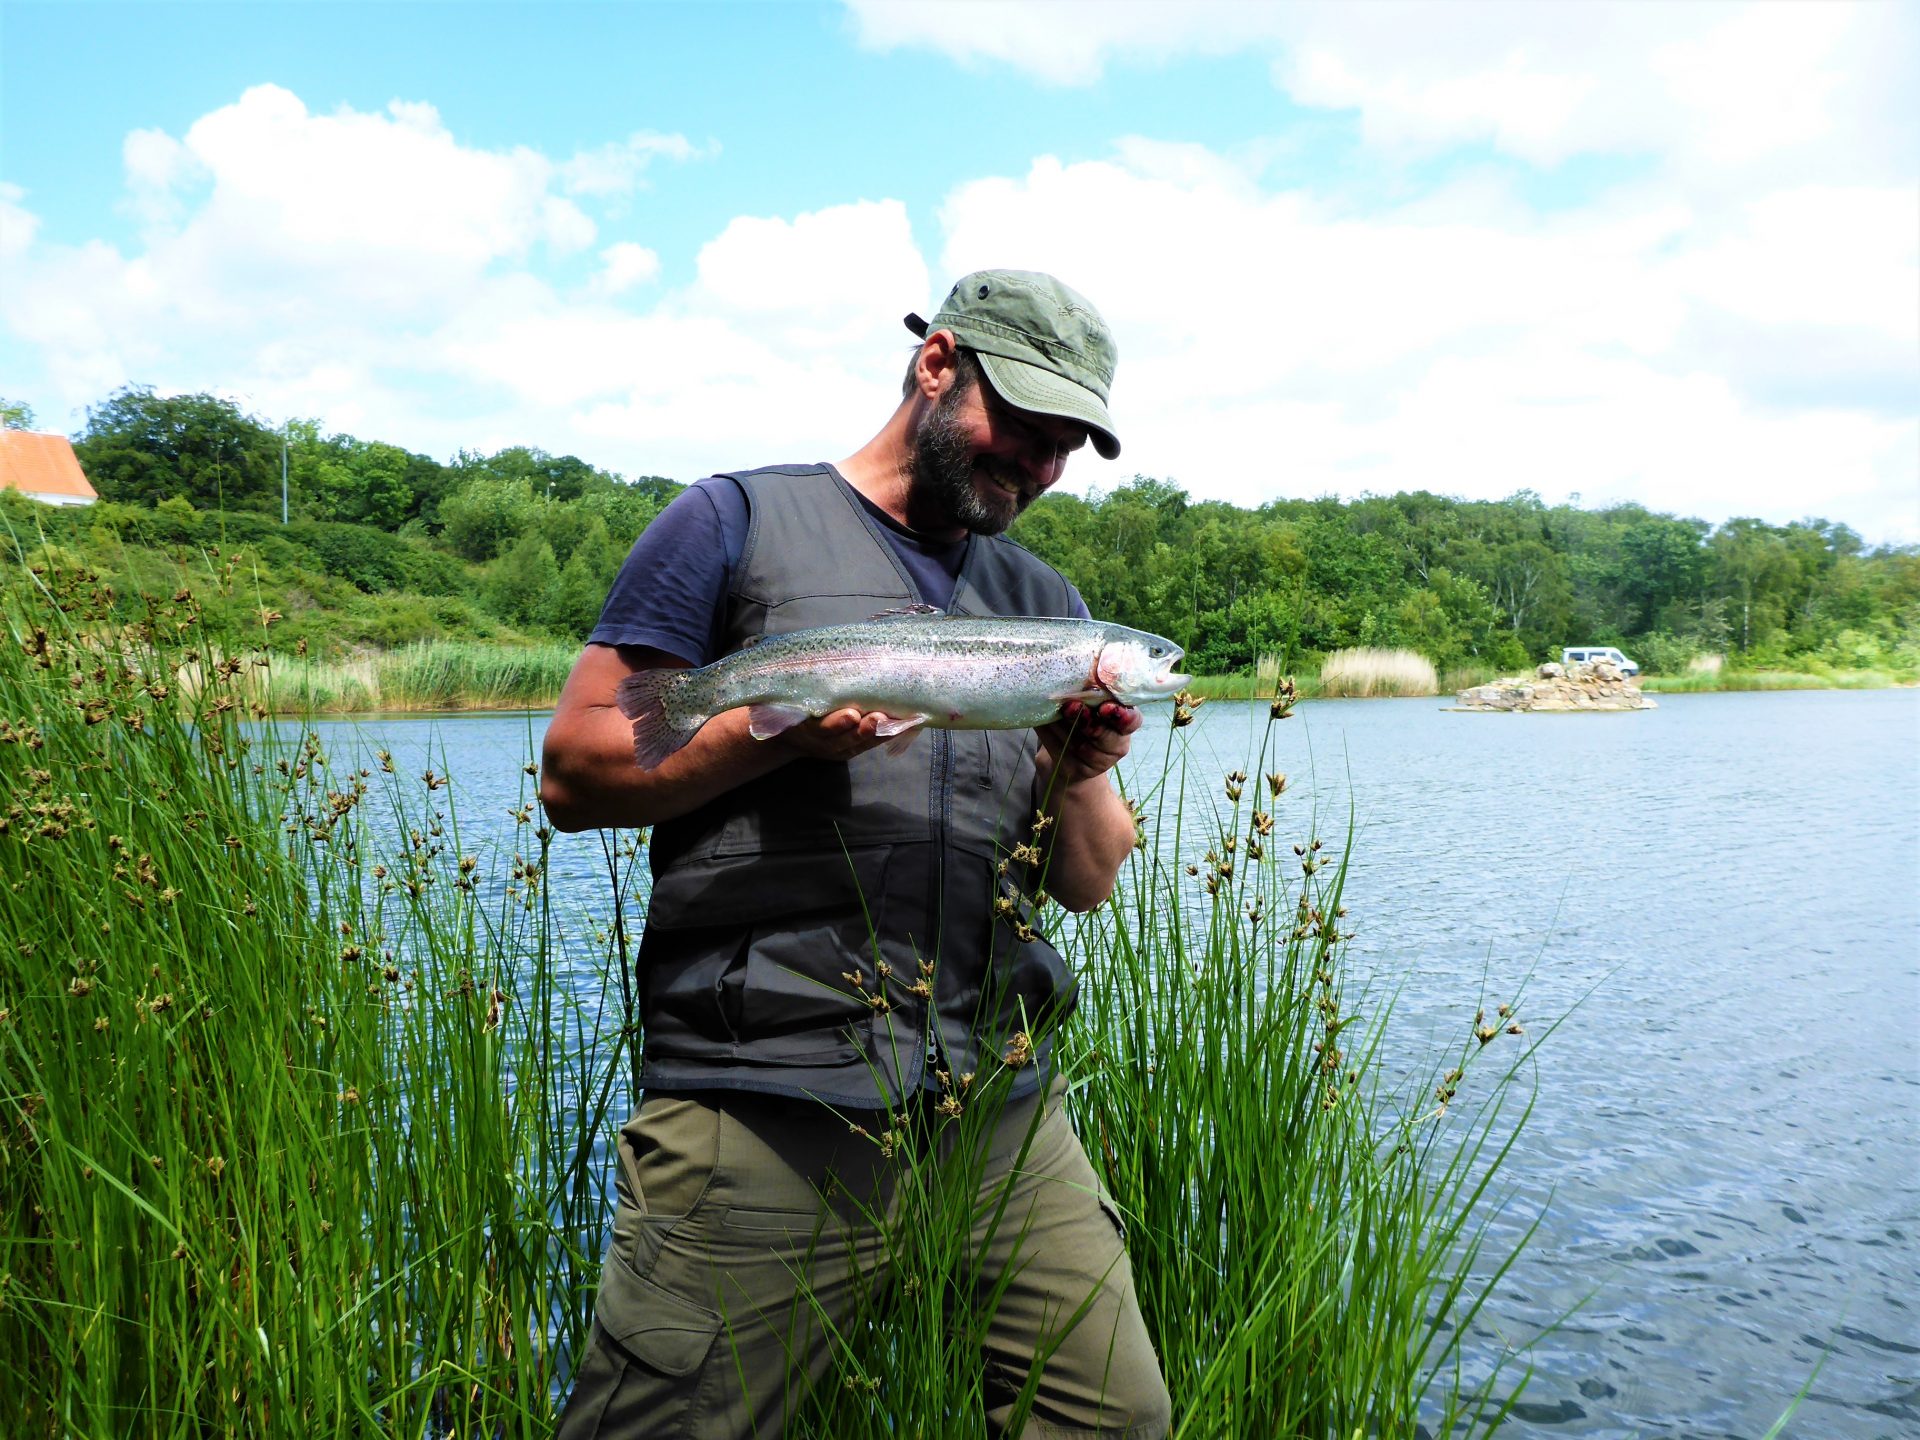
[1062,699,1537,1435]
[759,694,1537,1437]
[2,554,1537,1436]
[0,562,632,1436]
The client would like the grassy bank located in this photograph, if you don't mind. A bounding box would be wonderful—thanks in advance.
[1639,666,1908,692]
[1,563,1537,1435]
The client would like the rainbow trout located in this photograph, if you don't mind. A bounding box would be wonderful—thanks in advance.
[617,611,1188,770]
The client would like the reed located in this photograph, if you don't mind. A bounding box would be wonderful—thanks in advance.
[1639,667,1902,693]
[1319,647,1440,698]
[1441,663,1499,693]
[227,641,578,713]
[0,566,635,1436]
[1,561,1537,1435]
[1186,672,1323,702]
[778,703,1538,1437]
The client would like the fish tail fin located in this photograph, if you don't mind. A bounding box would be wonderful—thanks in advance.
[616,668,704,770]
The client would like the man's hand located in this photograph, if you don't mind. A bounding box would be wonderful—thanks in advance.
[1028,700,1143,912]
[773,708,908,762]
[1034,699,1143,788]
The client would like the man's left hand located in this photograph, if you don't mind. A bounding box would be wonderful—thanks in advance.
[1035,699,1142,787]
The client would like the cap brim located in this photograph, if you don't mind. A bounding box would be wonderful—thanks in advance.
[975,351,1121,461]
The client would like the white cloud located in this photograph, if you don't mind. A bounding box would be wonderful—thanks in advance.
[694,199,929,349]
[0,182,40,261]
[843,0,1281,86]
[937,152,1918,537]
[561,131,708,197]
[843,0,1917,535]
[596,241,662,295]
[3,49,1913,539]
[848,1,1916,183]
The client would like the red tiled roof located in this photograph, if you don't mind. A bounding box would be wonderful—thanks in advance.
[0,431,97,500]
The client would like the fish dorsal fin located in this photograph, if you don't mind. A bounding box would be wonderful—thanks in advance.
[867,603,941,620]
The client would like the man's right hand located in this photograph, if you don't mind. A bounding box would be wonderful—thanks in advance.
[771,707,906,762]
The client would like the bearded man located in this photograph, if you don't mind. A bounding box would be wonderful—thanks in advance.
[543,270,1173,1439]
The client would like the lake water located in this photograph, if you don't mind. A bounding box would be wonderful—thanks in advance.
[310,688,1920,1438]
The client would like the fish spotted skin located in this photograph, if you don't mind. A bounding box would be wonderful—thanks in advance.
[616,613,1187,771]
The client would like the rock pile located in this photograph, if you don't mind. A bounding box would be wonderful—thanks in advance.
[1454,659,1656,712]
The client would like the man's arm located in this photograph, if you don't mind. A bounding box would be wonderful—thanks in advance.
[539,643,899,832]
[1028,699,1143,913]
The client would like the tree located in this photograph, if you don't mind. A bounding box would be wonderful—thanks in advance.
[440,476,538,562]
[543,549,610,637]
[486,532,560,627]
[74,387,280,511]
[0,397,37,430]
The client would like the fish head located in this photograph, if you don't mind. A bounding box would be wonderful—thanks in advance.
[1094,626,1189,706]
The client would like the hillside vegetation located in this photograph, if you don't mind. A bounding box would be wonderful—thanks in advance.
[4,386,1915,690]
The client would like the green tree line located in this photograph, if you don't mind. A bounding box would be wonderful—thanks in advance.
[5,385,1915,677]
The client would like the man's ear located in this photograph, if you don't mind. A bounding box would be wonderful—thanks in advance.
[914,330,962,401]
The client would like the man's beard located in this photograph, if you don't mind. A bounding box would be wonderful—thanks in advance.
[907,385,1028,536]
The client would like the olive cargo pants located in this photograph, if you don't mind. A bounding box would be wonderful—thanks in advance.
[556,1077,1172,1438]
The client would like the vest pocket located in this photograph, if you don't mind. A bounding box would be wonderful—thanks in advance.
[737,844,892,1063]
[640,845,899,1068]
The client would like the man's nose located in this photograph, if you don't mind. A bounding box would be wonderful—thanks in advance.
[1023,443,1069,489]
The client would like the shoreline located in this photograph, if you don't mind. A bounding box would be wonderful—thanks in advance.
[248,672,1915,720]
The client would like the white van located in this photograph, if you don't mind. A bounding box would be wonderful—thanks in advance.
[1561,646,1639,677]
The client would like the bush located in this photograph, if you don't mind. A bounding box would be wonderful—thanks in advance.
[1631,630,1700,676]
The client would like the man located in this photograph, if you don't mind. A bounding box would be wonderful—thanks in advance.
[542,270,1173,1438]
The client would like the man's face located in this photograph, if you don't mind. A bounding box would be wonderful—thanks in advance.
[908,365,1088,536]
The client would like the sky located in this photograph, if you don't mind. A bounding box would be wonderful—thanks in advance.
[2,0,1916,539]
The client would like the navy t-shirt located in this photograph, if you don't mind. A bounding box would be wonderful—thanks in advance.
[589,465,1088,665]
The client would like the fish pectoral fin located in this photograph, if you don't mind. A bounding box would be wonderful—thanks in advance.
[747,703,813,740]
[875,714,929,756]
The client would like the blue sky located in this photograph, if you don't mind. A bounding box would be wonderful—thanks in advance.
[4,1,1915,537]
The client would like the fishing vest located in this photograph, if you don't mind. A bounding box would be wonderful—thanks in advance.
[637,464,1080,1107]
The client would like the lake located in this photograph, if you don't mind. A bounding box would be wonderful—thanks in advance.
[310,687,1920,1439]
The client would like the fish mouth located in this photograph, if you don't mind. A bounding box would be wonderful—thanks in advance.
[1102,659,1189,707]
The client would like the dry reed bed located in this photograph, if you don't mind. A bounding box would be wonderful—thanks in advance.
[1319,647,1440,698]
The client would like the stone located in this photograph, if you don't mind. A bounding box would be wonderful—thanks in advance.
[1453,662,1656,713]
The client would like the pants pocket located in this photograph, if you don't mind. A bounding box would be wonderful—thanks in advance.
[596,1244,721,1376]
[558,1243,723,1438]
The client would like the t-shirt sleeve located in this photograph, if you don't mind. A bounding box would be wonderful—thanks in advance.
[1064,582,1092,621]
[588,477,747,667]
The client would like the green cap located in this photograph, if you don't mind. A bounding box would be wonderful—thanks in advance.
[905,269,1120,460]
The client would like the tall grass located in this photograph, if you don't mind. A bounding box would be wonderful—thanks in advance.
[1071,707,1534,1434]
[1319,647,1440,698]
[1440,663,1500,694]
[1186,672,1322,701]
[188,641,578,714]
[0,565,635,1435]
[761,699,1538,1437]
[2,561,1538,1435]
[1639,667,1903,693]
